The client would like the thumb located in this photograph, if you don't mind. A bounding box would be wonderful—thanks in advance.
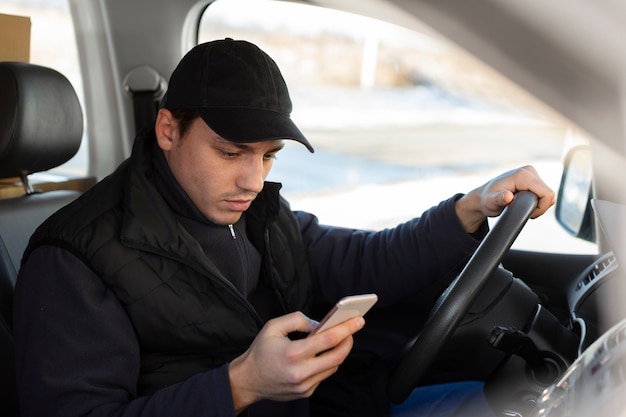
[268,312,319,336]
[501,189,515,206]
[484,189,514,217]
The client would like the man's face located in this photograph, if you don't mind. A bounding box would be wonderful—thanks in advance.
[156,110,284,225]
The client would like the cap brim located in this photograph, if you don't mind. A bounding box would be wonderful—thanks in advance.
[198,108,314,153]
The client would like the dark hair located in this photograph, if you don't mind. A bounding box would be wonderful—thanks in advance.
[168,108,201,138]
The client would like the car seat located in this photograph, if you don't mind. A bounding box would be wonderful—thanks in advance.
[0,61,87,417]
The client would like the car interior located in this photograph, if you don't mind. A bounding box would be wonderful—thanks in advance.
[1,1,626,416]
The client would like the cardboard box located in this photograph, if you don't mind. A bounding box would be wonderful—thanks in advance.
[0,13,31,62]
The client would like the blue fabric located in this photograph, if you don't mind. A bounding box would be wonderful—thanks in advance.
[390,382,496,417]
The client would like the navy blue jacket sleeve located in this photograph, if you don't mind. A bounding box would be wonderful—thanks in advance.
[296,194,487,306]
[13,246,237,417]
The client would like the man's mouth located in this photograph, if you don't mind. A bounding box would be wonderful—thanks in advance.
[225,199,253,212]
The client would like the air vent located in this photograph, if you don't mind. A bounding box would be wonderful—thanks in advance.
[575,253,616,292]
[569,252,619,313]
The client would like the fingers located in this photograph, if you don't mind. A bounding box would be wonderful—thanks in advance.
[530,182,556,219]
[270,313,363,385]
[284,335,355,398]
[228,311,364,410]
[305,316,362,356]
[504,165,556,218]
[456,165,555,232]
[488,166,555,211]
[531,194,556,218]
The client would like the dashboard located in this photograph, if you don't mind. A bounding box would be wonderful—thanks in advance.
[534,198,626,416]
[533,317,626,417]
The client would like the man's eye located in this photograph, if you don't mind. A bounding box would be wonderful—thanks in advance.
[264,153,278,161]
[222,151,239,158]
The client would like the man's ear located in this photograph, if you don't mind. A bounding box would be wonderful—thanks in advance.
[155,108,177,152]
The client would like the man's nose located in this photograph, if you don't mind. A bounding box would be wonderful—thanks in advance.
[237,157,266,193]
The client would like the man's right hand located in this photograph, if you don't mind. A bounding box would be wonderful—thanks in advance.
[227,311,364,413]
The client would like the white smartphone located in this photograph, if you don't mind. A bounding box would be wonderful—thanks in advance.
[309,293,378,336]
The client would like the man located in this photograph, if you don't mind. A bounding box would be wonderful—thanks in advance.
[13,39,555,417]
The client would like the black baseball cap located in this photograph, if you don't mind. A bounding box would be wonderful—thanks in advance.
[161,39,314,153]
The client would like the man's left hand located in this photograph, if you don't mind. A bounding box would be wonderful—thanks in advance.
[455,165,556,233]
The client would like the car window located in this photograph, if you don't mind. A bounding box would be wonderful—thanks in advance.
[199,0,596,254]
[0,0,87,177]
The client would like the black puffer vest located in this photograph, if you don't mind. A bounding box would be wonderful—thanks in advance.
[23,129,314,394]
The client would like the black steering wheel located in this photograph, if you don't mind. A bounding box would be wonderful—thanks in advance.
[388,191,539,403]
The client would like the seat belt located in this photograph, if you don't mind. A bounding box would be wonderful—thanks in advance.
[123,66,166,134]
[131,90,160,134]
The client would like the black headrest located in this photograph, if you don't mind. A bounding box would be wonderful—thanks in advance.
[0,62,83,178]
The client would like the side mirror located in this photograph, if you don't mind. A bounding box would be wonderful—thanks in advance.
[556,145,595,242]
